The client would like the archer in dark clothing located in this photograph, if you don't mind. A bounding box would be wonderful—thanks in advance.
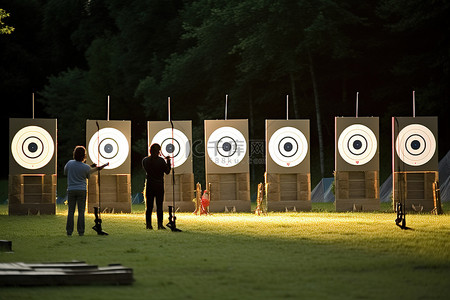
[142,143,171,229]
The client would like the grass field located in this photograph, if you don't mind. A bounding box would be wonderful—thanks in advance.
[0,203,449,299]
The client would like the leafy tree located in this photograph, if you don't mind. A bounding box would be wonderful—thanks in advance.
[142,0,364,179]
[0,8,14,34]
[377,0,450,159]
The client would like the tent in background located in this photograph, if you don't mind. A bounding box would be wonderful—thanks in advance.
[311,178,335,203]
[380,174,392,203]
[438,150,450,188]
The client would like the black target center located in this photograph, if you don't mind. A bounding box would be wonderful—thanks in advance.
[353,140,362,150]
[222,142,232,152]
[166,143,175,153]
[411,140,421,150]
[104,143,114,154]
[28,142,38,153]
[284,142,293,152]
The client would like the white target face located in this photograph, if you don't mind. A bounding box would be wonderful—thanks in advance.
[151,128,190,168]
[11,126,55,170]
[268,127,308,167]
[395,124,436,166]
[207,126,247,167]
[88,127,129,169]
[338,124,377,166]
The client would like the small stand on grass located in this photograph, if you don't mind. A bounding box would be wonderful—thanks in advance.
[255,182,266,216]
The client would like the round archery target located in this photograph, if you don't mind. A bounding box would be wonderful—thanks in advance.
[338,124,377,166]
[395,124,436,166]
[88,127,129,169]
[268,126,308,167]
[11,126,55,170]
[151,128,190,168]
[207,126,247,167]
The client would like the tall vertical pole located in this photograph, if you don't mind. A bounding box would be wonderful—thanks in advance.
[32,93,35,119]
[412,91,416,118]
[168,97,171,122]
[286,95,289,120]
[107,95,110,121]
[356,92,359,118]
[225,94,228,120]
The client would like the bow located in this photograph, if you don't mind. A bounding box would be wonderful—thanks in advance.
[166,118,182,232]
[92,121,109,235]
[394,117,412,230]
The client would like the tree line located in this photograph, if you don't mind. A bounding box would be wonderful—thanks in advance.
[2,0,449,190]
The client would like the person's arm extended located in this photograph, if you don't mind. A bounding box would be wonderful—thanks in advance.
[164,157,172,174]
[89,163,109,173]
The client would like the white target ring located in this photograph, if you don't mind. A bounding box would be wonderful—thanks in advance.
[338,124,377,166]
[11,126,55,170]
[88,127,129,169]
[268,126,308,167]
[207,126,247,167]
[151,128,190,168]
[396,124,436,166]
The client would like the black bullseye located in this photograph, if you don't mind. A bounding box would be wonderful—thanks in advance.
[104,143,114,153]
[411,140,420,150]
[353,140,362,150]
[28,142,38,153]
[284,142,293,152]
[222,142,232,152]
[166,143,175,153]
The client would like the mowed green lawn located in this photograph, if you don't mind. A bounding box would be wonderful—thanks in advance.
[0,204,449,299]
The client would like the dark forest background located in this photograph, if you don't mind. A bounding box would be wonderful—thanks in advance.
[1,0,449,195]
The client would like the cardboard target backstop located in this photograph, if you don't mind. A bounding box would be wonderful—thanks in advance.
[265,119,311,211]
[9,118,57,215]
[392,116,438,212]
[204,119,250,212]
[334,117,380,212]
[86,120,131,213]
[147,121,194,212]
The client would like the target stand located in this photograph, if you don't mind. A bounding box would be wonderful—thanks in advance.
[8,119,57,215]
[265,120,311,211]
[392,117,439,212]
[86,120,131,213]
[335,117,380,212]
[148,121,194,212]
[205,120,251,212]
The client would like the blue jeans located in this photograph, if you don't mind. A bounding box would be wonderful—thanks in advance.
[66,190,87,235]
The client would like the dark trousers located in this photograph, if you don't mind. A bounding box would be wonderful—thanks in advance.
[66,190,86,235]
[146,185,164,226]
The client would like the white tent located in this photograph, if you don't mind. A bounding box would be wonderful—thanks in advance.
[311,178,335,203]
[380,174,392,203]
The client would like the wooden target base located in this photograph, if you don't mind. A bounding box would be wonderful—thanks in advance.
[88,174,131,213]
[8,174,56,215]
[335,171,380,212]
[393,171,438,212]
[266,173,311,211]
[163,173,195,212]
[207,173,251,212]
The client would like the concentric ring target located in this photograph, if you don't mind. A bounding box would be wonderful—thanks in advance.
[395,124,436,166]
[151,128,190,168]
[11,126,55,170]
[338,124,377,165]
[88,127,129,169]
[207,126,247,167]
[268,127,308,167]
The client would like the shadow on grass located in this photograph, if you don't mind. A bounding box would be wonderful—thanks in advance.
[0,204,449,299]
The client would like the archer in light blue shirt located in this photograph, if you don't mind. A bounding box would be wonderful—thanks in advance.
[64,146,106,236]
[64,159,92,191]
